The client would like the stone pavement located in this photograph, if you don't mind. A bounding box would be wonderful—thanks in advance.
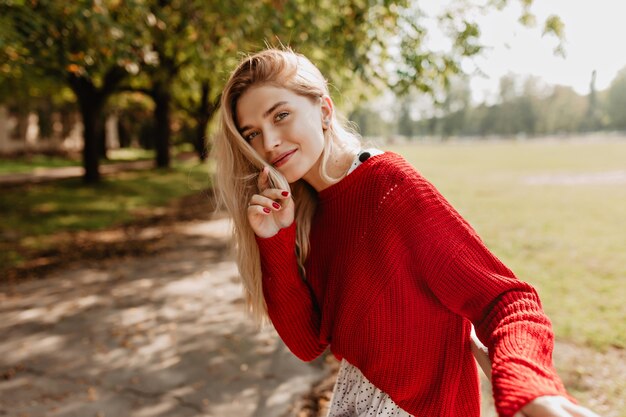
[0,216,325,417]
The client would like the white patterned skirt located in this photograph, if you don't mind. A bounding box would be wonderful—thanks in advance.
[326,359,413,417]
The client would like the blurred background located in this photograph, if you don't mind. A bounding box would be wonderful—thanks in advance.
[0,1,624,416]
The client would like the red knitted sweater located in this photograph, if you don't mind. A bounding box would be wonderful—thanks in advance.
[255,152,570,417]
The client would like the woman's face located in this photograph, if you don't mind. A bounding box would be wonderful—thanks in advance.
[236,84,332,186]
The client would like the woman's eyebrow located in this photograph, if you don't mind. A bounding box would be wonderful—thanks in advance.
[239,101,288,133]
[263,101,288,117]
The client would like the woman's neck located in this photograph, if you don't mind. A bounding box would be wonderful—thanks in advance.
[303,148,357,192]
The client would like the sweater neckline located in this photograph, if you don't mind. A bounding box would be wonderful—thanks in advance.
[317,151,390,203]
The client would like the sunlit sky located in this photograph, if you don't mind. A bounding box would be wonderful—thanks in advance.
[422,0,626,103]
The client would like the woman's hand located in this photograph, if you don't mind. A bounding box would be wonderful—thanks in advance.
[247,166,295,239]
[515,396,600,417]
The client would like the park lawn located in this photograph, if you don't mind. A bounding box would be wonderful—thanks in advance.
[0,159,212,269]
[386,139,626,351]
[0,148,156,174]
[0,154,80,173]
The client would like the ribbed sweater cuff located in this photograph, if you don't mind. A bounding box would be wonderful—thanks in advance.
[254,222,300,288]
[255,221,296,246]
[485,292,573,417]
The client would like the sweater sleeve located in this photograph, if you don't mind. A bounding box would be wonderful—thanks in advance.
[388,171,572,417]
[255,221,328,362]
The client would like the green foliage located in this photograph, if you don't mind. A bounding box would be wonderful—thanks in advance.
[536,85,586,133]
[543,15,566,57]
[1,0,571,171]
[0,0,159,180]
[607,68,626,130]
[371,69,626,139]
[1,0,564,106]
[1,0,147,83]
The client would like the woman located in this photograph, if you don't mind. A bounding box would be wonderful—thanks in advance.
[212,48,599,417]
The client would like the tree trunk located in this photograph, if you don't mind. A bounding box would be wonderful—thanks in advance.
[193,83,219,162]
[193,83,210,161]
[194,116,209,161]
[153,87,171,168]
[98,122,108,160]
[68,67,127,182]
[77,96,104,183]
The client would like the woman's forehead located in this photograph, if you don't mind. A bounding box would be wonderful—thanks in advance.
[236,85,312,125]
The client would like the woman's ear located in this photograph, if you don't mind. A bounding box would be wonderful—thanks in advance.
[320,95,334,129]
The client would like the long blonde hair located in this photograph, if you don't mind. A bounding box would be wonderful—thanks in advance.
[212,48,362,323]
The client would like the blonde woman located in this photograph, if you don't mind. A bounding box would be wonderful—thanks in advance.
[212,48,599,417]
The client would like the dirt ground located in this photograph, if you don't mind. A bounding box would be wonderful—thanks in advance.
[1,191,624,417]
[0,199,326,417]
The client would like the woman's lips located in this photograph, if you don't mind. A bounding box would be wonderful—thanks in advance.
[272,150,296,167]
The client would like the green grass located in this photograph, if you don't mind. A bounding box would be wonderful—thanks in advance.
[386,139,626,351]
[0,159,212,268]
[107,148,156,161]
[0,154,80,173]
[0,148,156,174]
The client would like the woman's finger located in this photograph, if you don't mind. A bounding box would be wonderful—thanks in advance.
[247,203,271,216]
[257,166,270,192]
[529,405,572,417]
[521,396,597,417]
[260,188,291,201]
[562,401,601,417]
[249,194,283,211]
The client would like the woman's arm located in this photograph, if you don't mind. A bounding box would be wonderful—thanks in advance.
[471,332,599,417]
[248,167,327,361]
[387,168,597,417]
[255,221,328,362]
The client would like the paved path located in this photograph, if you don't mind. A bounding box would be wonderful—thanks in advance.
[0,216,324,417]
[0,160,154,187]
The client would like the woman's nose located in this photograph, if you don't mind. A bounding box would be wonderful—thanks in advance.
[263,129,281,151]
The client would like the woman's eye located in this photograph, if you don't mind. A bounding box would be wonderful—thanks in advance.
[245,131,259,142]
[275,111,289,122]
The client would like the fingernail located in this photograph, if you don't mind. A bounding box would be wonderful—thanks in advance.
[272,202,280,209]
[263,207,271,213]
[281,191,289,197]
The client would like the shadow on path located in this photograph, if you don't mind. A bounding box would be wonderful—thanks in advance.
[0,216,324,417]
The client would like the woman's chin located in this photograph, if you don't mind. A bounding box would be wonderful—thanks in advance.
[278,165,308,184]
[284,173,303,184]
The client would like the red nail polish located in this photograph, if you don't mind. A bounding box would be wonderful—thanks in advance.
[263,207,271,213]
[272,202,280,209]
[281,191,289,197]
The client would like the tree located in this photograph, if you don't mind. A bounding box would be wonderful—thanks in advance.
[439,76,471,137]
[139,0,515,161]
[581,70,602,131]
[1,0,148,182]
[396,98,416,138]
[535,85,586,134]
[119,0,238,166]
[133,0,201,168]
[606,67,626,130]
[0,64,70,142]
[2,0,565,173]
[167,2,248,162]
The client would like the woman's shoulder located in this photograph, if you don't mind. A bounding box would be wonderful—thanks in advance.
[357,151,443,210]
[359,150,423,184]
[321,149,427,206]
